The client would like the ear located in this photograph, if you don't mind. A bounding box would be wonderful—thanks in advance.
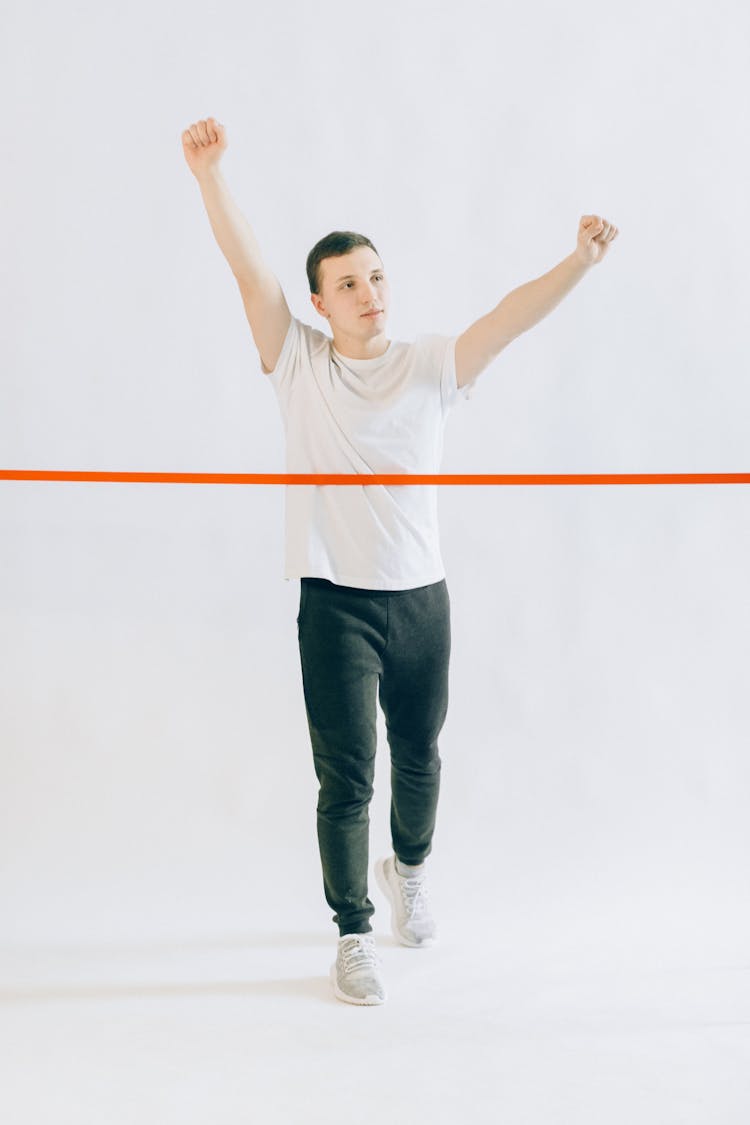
[310,292,328,319]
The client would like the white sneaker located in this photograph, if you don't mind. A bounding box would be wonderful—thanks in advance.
[374,854,436,947]
[330,933,387,1005]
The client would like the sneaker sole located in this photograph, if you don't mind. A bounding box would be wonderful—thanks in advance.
[373,856,436,949]
[329,963,386,1005]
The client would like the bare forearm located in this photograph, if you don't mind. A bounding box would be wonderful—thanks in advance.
[494,251,593,343]
[195,166,270,285]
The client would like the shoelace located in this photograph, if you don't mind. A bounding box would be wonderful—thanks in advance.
[398,873,430,919]
[340,936,381,976]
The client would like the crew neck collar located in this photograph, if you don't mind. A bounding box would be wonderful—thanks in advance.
[331,339,393,366]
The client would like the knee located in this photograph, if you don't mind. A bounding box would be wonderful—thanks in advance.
[314,752,376,813]
[389,734,442,774]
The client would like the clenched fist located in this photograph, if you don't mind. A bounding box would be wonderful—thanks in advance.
[575,215,619,266]
[181,117,228,177]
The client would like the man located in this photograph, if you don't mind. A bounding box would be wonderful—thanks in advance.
[182,115,619,1006]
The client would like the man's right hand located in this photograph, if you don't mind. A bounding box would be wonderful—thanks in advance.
[181,117,228,177]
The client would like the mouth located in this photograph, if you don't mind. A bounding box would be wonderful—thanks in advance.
[362,310,383,318]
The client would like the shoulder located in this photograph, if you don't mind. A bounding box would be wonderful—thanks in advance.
[298,318,331,350]
[413,332,458,372]
[289,316,333,359]
[415,331,477,404]
[264,316,331,379]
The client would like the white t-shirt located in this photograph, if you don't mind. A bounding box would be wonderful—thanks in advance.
[265,315,476,590]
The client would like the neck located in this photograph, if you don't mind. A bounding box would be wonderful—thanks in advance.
[331,328,390,360]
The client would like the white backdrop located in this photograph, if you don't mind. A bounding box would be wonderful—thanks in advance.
[2,0,749,966]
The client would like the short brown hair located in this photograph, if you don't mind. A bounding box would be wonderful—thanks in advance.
[306,230,381,295]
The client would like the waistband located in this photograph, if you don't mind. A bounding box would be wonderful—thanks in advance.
[301,576,445,597]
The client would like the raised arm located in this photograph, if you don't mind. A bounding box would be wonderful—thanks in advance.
[181,117,292,374]
[455,215,619,389]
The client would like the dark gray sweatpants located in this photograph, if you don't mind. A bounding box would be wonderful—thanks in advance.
[297,576,451,936]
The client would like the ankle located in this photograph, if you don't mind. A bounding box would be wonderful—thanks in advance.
[395,857,426,877]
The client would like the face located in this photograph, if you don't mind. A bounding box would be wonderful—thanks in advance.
[310,246,390,343]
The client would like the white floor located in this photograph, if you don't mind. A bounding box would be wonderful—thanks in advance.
[3,917,750,1125]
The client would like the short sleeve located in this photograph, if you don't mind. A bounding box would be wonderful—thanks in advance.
[263,314,302,395]
[417,334,478,413]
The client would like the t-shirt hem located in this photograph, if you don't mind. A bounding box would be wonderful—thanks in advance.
[284,568,446,591]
